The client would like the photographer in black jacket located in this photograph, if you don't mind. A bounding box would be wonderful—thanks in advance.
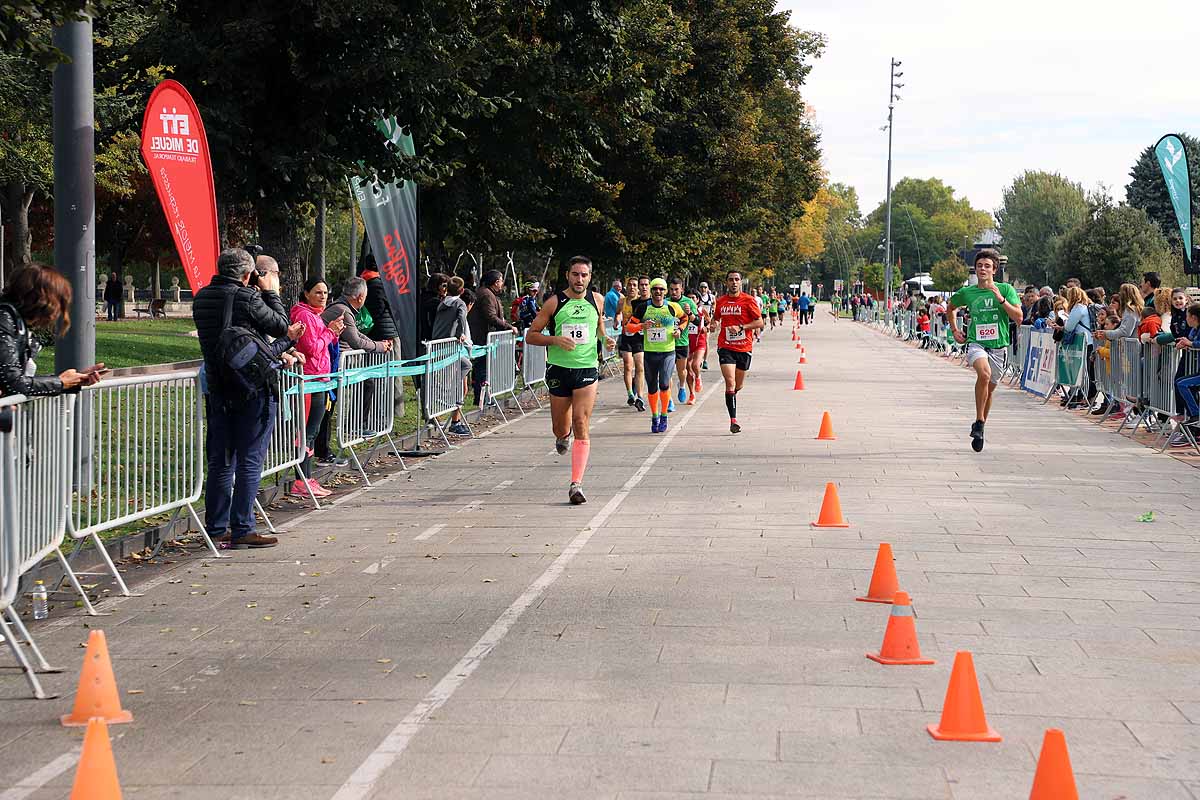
[193,248,303,549]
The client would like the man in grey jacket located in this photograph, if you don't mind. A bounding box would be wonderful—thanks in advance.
[466,270,516,405]
[315,276,394,465]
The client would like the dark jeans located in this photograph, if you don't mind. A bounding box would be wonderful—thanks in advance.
[471,355,487,404]
[299,389,327,478]
[314,398,335,458]
[205,391,276,539]
[105,301,120,321]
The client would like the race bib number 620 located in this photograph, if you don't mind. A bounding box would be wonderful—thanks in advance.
[975,322,999,341]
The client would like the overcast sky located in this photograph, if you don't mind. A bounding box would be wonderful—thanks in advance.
[782,0,1200,221]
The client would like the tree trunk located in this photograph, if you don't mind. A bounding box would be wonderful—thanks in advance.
[256,200,304,307]
[2,181,34,274]
[311,197,326,281]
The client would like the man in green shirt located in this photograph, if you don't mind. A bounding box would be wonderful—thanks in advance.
[525,256,614,504]
[669,277,697,406]
[948,248,1024,452]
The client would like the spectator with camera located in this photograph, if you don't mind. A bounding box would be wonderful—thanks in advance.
[193,249,303,549]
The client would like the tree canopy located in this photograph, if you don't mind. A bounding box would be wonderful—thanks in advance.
[1125,132,1200,255]
[995,170,1089,286]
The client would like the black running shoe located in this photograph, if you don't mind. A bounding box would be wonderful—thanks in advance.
[626,394,635,407]
[970,420,984,452]
[569,482,587,505]
[730,420,741,434]
[555,436,570,455]
[634,396,646,412]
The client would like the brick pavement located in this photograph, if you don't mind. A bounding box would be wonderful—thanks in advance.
[3,310,1200,799]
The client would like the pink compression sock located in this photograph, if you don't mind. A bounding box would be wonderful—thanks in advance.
[571,440,591,483]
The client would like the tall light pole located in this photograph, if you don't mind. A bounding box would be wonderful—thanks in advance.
[882,58,903,304]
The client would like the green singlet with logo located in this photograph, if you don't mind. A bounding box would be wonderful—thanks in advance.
[677,296,698,342]
[949,283,1020,349]
[547,291,600,369]
[636,300,686,353]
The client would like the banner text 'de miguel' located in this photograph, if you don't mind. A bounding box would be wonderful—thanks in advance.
[139,80,220,294]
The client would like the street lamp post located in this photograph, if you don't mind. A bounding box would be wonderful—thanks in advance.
[882,58,903,305]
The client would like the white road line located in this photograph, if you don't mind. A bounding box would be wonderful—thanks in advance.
[412,524,446,542]
[0,749,81,800]
[361,557,396,575]
[492,480,514,491]
[455,499,483,514]
[330,382,719,800]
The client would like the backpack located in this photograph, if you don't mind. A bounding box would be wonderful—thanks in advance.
[354,304,374,335]
[211,289,280,399]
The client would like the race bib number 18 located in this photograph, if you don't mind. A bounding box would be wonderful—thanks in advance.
[975,322,999,341]
[561,323,591,343]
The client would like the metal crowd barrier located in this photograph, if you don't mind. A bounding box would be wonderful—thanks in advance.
[483,330,522,422]
[257,368,313,516]
[1008,326,1032,384]
[520,341,548,408]
[1113,338,1145,432]
[1143,342,1181,419]
[1170,349,1200,453]
[336,348,405,485]
[2,393,76,698]
[67,371,212,604]
[423,337,469,447]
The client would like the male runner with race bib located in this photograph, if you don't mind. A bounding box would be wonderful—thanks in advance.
[709,269,764,434]
[948,248,1023,452]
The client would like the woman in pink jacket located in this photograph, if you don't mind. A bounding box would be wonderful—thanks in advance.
[290,278,345,497]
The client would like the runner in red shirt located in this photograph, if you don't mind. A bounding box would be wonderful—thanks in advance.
[708,269,765,433]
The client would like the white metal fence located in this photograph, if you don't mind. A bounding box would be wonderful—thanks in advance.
[521,341,548,407]
[335,349,404,484]
[1,393,76,698]
[423,337,470,447]
[483,330,521,422]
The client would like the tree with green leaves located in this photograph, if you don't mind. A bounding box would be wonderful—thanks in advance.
[864,177,992,278]
[995,170,1089,286]
[1125,132,1200,255]
[931,256,967,291]
[1052,197,1176,291]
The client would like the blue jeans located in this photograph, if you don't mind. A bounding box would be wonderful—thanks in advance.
[205,391,276,539]
[1177,374,1200,418]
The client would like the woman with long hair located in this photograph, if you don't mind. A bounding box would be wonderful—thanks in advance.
[1103,283,1144,342]
[0,264,104,396]
[289,277,344,498]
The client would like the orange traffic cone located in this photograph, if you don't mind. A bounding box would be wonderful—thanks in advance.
[811,482,849,528]
[1029,729,1078,800]
[795,341,803,349]
[69,718,123,800]
[927,651,1001,742]
[816,411,837,441]
[793,371,805,390]
[799,352,807,364]
[856,542,897,602]
[866,591,935,665]
[792,330,797,341]
[62,631,133,727]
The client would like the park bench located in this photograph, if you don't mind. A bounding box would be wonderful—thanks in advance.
[133,298,167,319]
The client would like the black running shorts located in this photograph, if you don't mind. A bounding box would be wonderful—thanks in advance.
[618,334,643,354]
[546,365,599,397]
[717,347,752,372]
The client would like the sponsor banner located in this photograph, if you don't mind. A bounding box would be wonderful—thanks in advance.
[352,118,418,359]
[139,80,219,294]
[1154,134,1193,268]
[1021,330,1056,397]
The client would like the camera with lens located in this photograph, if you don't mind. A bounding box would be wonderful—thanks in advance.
[244,244,266,287]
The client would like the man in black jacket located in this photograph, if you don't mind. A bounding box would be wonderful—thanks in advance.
[194,249,302,549]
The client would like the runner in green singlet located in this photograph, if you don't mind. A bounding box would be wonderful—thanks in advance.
[525,256,614,504]
[948,248,1024,452]
[625,278,688,433]
[669,277,697,407]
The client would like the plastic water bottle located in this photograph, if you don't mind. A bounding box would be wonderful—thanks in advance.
[31,581,48,620]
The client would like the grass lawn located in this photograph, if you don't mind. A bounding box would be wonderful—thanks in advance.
[39,317,201,369]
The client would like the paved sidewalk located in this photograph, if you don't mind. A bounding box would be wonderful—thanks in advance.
[4,312,1200,799]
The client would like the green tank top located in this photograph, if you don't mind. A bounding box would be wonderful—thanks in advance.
[636,299,685,353]
[547,291,600,369]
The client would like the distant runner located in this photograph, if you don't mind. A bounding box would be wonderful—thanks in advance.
[524,256,614,504]
[709,270,764,433]
[669,277,697,407]
[684,288,707,403]
[948,248,1023,452]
